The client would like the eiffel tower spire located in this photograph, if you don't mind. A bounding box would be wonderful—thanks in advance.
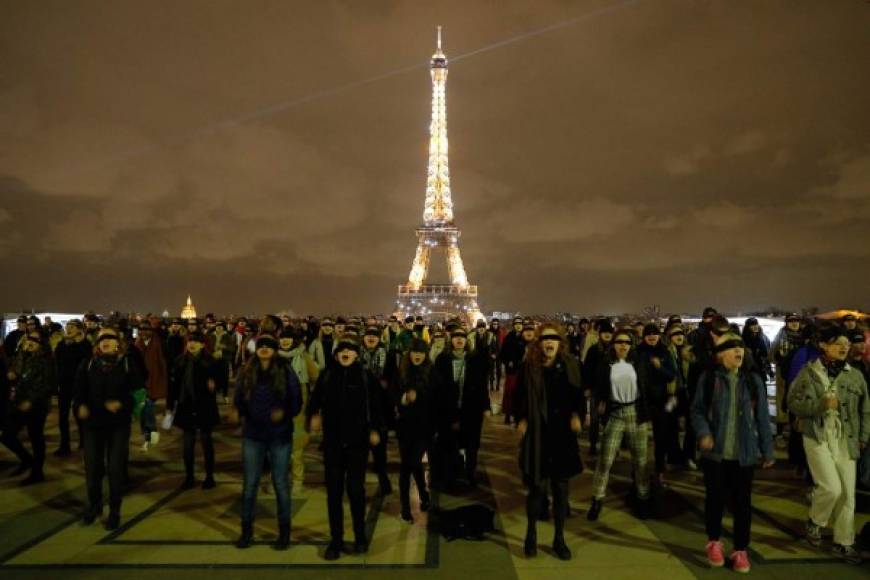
[396,27,482,323]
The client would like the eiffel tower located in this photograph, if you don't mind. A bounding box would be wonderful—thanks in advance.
[395,27,482,324]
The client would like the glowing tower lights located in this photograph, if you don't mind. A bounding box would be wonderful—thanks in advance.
[396,27,482,324]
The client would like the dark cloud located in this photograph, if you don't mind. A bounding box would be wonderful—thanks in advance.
[1,0,869,316]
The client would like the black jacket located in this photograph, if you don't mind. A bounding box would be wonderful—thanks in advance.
[515,355,584,484]
[396,360,436,442]
[499,331,526,374]
[167,353,220,430]
[55,339,93,387]
[635,342,677,411]
[432,349,491,433]
[74,354,144,428]
[307,363,384,451]
[593,355,653,424]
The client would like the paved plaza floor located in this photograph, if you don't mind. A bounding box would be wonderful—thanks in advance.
[0,391,867,580]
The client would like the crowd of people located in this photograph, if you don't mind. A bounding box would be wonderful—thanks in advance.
[0,308,868,569]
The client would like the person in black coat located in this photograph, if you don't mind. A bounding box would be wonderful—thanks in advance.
[431,328,491,490]
[396,339,435,522]
[515,324,583,560]
[635,324,679,484]
[75,329,144,530]
[3,332,56,485]
[307,335,384,561]
[167,332,219,490]
[581,320,615,456]
[54,320,93,456]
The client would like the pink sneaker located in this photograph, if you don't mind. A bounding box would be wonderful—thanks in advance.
[706,540,725,567]
[730,550,751,574]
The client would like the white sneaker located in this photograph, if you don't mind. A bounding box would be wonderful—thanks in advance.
[687,459,698,471]
[150,432,160,445]
[141,441,150,452]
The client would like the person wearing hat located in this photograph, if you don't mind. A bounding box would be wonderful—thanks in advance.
[307,334,385,560]
[431,328,491,490]
[588,328,654,522]
[515,323,583,560]
[741,318,773,381]
[166,331,219,491]
[470,319,496,364]
[54,320,93,456]
[687,307,719,347]
[771,313,804,444]
[165,318,186,364]
[75,328,144,529]
[499,318,528,425]
[360,326,392,495]
[665,324,696,469]
[841,313,859,332]
[847,331,869,385]
[83,313,101,345]
[208,320,236,404]
[2,316,28,357]
[581,320,615,456]
[308,317,336,372]
[396,338,435,522]
[382,315,403,377]
[691,331,775,573]
[788,325,869,565]
[636,323,679,487]
[134,322,167,452]
[231,334,302,550]
[2,332,55,485]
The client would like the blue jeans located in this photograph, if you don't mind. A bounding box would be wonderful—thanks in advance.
[241,437,291,526]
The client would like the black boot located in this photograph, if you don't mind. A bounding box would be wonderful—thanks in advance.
[552,535,571,560]
[181,475,196,490]
[524,525,537,557]
[378,474,392,496]
[104,512,120,531]
[587,498,602,521]
[419,491,431,512]
[324,540,343,560]
[236,523,253,549]
[353,532,368,554]
[274,524,290,550]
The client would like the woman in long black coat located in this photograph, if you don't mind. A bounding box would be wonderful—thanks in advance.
[167,332,219,490]
[514,324,583,560]
[431,329,491,490]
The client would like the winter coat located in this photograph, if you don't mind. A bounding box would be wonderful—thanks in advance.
[8,351,56,413]
[499,331,526,375]
[307,363,384,451]
[515,355,584,485]
[208,332,237,365]
[635,342,677,411]
[691,367,774,467]
[74,354,145,428]
[431,348,491,434]
[360,346,388,381]
[135,336,168,400]
[396,358,436,443]
[787,359,870,460]
[234,360,302,443]
[55,338,93,388]
[167,353,220,430]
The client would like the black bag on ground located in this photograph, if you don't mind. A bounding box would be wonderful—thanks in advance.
[437,504,495,541]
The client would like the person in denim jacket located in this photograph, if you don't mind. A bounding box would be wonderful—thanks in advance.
[788,325,869,565]
[691,332,775,574]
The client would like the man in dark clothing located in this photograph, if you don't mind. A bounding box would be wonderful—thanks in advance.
[499,317,529,424]
[581,320,614,456]
[165,318,187,365]
[307,335,384,561]
[635,324,678,484]
[75,329,144,529]
[54,320,93,456]
[3,316,27,357]
[432,329,491,490]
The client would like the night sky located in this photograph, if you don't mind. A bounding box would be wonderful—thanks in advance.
[2,1,869,317]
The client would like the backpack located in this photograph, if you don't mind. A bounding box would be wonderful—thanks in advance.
[437,504,495,541]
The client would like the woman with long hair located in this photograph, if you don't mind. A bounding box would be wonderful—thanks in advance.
[515,323,583,560]
[230,335,302,550]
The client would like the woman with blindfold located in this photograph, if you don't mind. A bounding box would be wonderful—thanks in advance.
[587,330,653,522]
[515,324,583,560]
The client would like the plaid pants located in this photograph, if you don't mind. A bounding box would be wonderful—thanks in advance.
[591,404,650,500]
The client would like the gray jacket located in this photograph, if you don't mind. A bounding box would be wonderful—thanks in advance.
[787,359,870,460]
